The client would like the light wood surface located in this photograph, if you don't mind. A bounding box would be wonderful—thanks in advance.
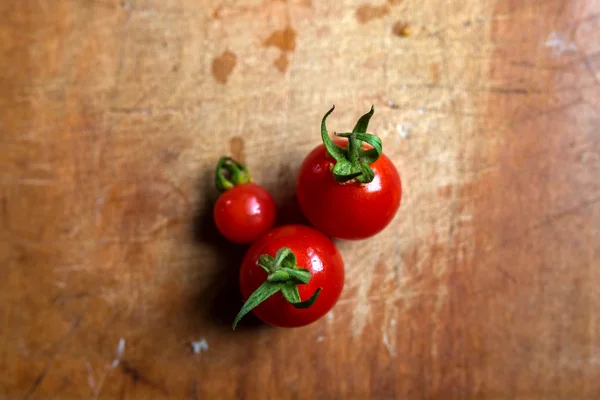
[1,0,600,399]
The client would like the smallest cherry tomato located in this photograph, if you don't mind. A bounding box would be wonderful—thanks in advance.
[213,157,276,244]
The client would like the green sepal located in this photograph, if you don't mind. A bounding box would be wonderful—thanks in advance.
[257,254,275,273]
[267,270,291,282]
[232,281,282,330]
[282,268,311,284]
[232,247,323,330]
[281,284,321,309]
[290,288,322,309]
[215,157,251,192]
[281,283,301,303]
[320,106,383,184]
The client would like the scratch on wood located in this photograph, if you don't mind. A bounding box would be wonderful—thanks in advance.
[87,362,96,390]
[487,87,529,94]
[120,360,170,395]
[189,378,199,400]
[492,193,600,252]
[24,315,82,399]
[1,196,7,224]
[2,178,59,186]
[350,249,381,337]
[24,362,52,399]
[583,56,600,86]
[497,266,517,284]
[53,291,97,304]
[92,372,107,400]
[430,285,448,359]
[153,177,192,207]
[111,0,134,100]
[393,250,405,285]
[382,332,395,357]
[513,97,583,124]
[108,107,152,115]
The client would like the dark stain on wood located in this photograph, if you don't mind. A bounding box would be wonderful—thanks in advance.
[263,26,297,72]
[229,136,246,164]
[211,50,237,84]
[431,62,440,84]
[263,26,297,53]
[212,6,222,19]
[392,21,411,37]
[355,4,390,24]
[273,53,289,73]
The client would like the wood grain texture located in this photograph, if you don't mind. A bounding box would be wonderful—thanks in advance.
[1,0,599,399]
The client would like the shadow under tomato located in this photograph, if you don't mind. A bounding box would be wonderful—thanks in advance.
[268,164,311,228]
[189,168,267,331]
[274,193,311,227]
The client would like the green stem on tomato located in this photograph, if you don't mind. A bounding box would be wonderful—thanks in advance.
[232,247,322,330]
[215,157,251,192]
[320,105,383,184]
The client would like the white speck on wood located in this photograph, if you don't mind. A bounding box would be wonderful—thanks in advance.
[544,32,577,56]
[316,336,325,343]
[386,99,398,108]
[382,332,395,357]
[396,124,409,138]
[418,108,426,114]
[326,311,334,323]
[111,338,126,368]
[86,362,95,390]
[191,339,209,354]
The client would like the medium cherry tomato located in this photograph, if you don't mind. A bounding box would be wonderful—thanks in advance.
[296,106,401,240]
[213,157,276,244]
[233,225,344,329]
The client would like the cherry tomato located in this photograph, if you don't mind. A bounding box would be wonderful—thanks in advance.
[296,106,401,240]
[235,225,344,328]
[213,157,276,244]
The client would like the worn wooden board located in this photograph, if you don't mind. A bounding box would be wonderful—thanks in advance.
[1,0,600,398]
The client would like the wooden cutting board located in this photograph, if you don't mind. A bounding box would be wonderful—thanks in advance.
[1,0,599,398]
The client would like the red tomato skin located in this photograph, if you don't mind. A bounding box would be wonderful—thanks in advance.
[296,141,401,240]
[213,183,276,244]
[239,225,344,328]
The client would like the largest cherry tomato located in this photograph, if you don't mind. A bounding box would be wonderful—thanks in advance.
[233,225,344,329]
[296,106,402,240]
[213,157,276,244]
